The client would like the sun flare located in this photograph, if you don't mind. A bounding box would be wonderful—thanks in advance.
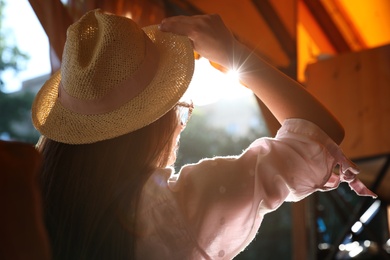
[183,58,253,106]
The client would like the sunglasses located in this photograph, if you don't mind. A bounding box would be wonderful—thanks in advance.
[176,101,194,126]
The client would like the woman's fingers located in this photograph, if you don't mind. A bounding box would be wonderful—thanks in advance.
[159,14,237,68]
[159,15,198,36]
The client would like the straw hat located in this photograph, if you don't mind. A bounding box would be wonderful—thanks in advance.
[32,9,194,144]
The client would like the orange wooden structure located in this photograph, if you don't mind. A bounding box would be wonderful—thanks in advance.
[306,43,390,202]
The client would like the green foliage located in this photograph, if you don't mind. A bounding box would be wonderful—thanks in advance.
[176,110,262,169]
[0,90,40,143]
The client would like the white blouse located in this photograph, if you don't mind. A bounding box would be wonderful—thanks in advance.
[135,119,376,259]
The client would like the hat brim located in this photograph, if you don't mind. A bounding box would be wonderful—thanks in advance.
[32,25,194,144]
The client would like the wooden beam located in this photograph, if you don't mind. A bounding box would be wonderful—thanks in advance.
[325,0,367,50]
[252,0,296,62]
[251,0,297,136]
[164,0,204,16]
[28,0,73,64]
[302,0,351,53]
[298,0,336,54]
[251,2,315,259]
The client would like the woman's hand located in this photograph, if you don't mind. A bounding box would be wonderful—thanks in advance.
[159,14,239,69]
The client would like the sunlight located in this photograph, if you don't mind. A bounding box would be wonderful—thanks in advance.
[226,69,240,83]
[183,58,253,106]
[124,11,133,19]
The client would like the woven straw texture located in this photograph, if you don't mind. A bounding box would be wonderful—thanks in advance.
[32,10,194,144]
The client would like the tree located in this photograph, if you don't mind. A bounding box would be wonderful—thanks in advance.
[0,0,38,143]
[0,0,29,88]
[0,90,39,143]
[176,108,264,170]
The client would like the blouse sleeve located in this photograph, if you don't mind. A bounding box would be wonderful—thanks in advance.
[167,118,376,259]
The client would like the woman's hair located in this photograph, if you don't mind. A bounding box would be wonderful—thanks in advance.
[39,108,179,259]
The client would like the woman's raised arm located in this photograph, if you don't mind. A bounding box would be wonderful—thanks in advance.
[160,14,345,144]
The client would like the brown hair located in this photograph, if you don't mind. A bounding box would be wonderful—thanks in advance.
[39,108,178,259]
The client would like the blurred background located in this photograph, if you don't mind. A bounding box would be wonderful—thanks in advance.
[1,0,389,259]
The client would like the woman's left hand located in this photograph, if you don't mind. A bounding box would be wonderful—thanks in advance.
[159,14,240,69]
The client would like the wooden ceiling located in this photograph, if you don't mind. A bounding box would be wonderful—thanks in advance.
[28,0,390,197]
[28,0,390,81]
[29,1,390,150]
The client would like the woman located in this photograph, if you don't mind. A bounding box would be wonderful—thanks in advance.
[32,10,375,259]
